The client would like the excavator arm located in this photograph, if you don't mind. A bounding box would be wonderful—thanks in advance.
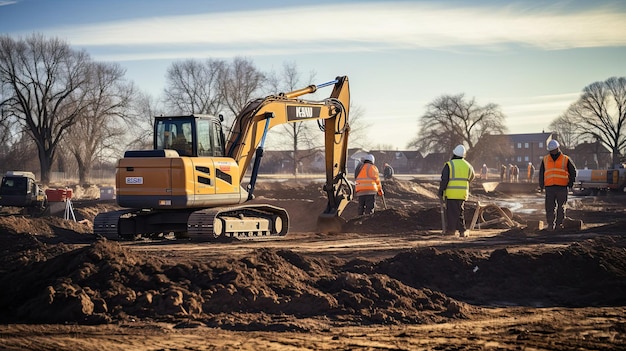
[225,76,352,232]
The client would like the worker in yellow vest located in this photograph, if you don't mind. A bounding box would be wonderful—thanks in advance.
[355,154,383,215]
[438,145,475,237]
[539,140,577,231]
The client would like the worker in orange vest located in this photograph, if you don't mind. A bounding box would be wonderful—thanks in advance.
[355,154,383,215]
[527,162,535,182]
[539,140,577,231]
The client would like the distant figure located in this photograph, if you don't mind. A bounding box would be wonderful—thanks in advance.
[507,164,513,182]
[480,164,488,180]
[513,164,519,183]
[527,162,536,182]
[500,164,506,182]
[539,140,577,231]
[383,163,394,180]
[438,145,475,237]
[355,154,383,216]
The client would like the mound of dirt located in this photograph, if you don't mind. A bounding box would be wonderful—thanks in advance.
[250,179,441,233]
[344,207,442,233]
[0,215,92,237]
[380,178,439,201]
[1,177,625,338]
[375,235,626,307]
[0,237,475,328]
[1,229,625,329]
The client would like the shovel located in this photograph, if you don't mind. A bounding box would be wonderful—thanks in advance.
[381,193,388,209]
[440,198,447,233]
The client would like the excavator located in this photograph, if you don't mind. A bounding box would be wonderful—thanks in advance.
[94,76,353,240]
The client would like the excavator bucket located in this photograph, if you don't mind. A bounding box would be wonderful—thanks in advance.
[317,214,346,234]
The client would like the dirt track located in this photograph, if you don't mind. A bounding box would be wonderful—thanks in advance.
[1,178,625,350]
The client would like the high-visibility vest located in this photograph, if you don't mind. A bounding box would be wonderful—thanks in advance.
[355,163,380,194]
[444,159,473,200]
[543,153,570,186]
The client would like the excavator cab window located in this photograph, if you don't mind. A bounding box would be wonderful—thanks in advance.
[155,115,225,157]
[155,119,194,156]
[197,118,225,157]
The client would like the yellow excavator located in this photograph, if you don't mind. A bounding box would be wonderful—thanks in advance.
[94,76,352,240]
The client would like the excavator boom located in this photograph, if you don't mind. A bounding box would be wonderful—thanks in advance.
[226,76,352,230]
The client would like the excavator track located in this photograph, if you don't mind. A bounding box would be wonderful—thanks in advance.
[93,205,289,241]
[94,209,135,240]
[187,204,289,241]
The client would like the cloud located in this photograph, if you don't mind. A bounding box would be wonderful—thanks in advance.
[0,1,18,6]
[503,93,581,132]
[15,2,626,61]
[505,93,580,114]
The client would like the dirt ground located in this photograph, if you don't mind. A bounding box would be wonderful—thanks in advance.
[1,178,625,350]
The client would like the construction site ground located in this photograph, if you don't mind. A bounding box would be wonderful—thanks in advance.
[1,177,625,350]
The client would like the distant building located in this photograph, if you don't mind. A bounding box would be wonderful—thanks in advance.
[422,152,448,173]
[474,132,556,179]
[349,149,424,174]
[255,133,616,177]
[569,140,612,169]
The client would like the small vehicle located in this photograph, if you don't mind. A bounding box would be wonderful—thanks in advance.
[0,171,48,216]
[573,165,626,195]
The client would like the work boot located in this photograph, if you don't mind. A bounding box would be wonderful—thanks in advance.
[460,230,470,237]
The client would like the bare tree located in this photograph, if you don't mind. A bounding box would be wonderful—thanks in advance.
[163,58,226,115]
[220,57,265,120]
[0,34,91,184]
[410,94,507,160]
[63,61,135,184]
[548,114,579,149]
[562,77,626,166]
[330,102,369,151]
[264,62,320,175]
[123,91,163,151]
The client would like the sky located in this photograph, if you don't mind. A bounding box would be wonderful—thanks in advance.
[1,0,625,151]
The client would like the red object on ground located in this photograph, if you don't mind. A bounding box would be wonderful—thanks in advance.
[45,188,73,202]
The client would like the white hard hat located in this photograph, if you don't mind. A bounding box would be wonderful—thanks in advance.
[547,140,560,151]
[453,145,466,157]
[364,154,375,163]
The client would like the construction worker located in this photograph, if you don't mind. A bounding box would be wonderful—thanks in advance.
[480,164,488,180]
[438,145,475,237]
[383,163,394,180]
[539,140,577,231]
[527,162,536,182]
[355,154,383,215]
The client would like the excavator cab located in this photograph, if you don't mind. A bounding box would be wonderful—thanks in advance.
[154,115,226,157]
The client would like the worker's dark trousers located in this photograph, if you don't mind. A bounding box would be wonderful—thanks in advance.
[545,186,568,229]
[445,199,466,233]
[357,194,376,215]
